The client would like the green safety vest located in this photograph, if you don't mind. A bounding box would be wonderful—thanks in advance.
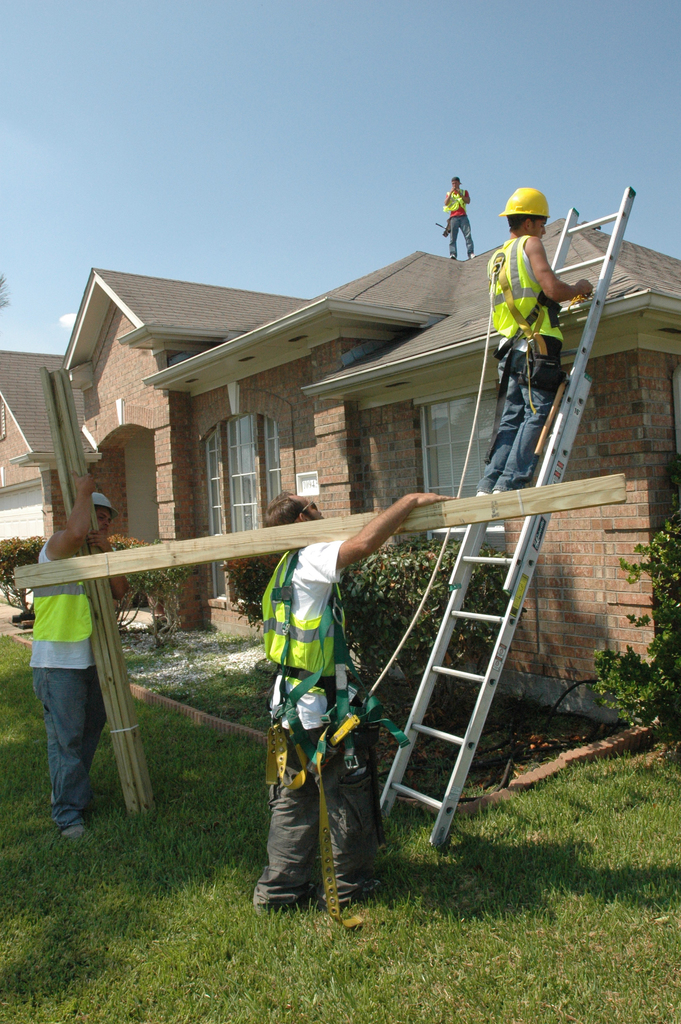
[488,236,563,343]
[444,189,467,214]
[32,582,92,643]
[263,550,343,679]
[262,550,409,763]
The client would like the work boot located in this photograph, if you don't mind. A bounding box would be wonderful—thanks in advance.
[60,824,85,840]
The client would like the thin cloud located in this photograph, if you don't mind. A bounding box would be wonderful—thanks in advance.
[59,313,77,329]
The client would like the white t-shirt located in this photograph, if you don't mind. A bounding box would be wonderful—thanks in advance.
[274,541,343,730]
[30,542,95,670]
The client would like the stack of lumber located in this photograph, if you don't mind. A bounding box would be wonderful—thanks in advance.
[40,369,153,815]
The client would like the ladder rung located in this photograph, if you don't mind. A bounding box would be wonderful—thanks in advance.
[555,256,604,274]
[412,723,465,745]
[462,555,513,565]
[434,665,485,683]
[391,782,442,812]
[451,610,504,624]
[567,213,617,234]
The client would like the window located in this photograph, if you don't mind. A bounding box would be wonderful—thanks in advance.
[205,429,225,597]
[228,415,258,531]
[422,393,497,498]
[264,416,281,502]
[0,400,5,441]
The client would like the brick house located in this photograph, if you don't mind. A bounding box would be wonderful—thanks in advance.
[12,221,681,689]
[0,350,97,539]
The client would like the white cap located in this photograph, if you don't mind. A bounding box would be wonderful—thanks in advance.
[92,492,118,519]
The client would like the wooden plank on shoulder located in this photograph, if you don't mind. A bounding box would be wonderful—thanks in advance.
[16,473,626,590]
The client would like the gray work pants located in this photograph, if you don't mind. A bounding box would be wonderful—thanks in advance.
[253,730,378,909]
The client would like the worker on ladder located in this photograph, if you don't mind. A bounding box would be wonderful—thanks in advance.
[477,188,594,496]
[253,488,447,925]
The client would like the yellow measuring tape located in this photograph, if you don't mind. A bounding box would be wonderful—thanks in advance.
[317,732,363,930]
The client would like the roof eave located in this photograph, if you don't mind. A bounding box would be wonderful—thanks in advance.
[142,297,430,392]
[65,271,145,370]
[303,288,681,399]
[10,451,103,468]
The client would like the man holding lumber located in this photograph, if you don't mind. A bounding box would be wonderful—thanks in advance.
[477,187,593,496]
[30,473,128,839]
[253,489,447,919]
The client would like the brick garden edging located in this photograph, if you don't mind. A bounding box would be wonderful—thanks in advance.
[456,725,654,816]
[129,683,268,747]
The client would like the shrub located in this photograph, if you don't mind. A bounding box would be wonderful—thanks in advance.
[340,536,507,686]
[0,536,44,612]
[594,502,681,742]
[109,536,193,646]
[224,553,281,626]
[226,537,507,686]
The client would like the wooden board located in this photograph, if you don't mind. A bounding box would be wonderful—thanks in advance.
[16,473,626,590]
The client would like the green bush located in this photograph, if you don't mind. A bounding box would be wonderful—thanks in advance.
[594,502,681,742]
[0,536,44,612]
[224,553,281,626]
[226,537,507,686]
[109,536,193,646]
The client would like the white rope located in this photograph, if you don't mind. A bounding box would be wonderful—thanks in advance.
[110,724,139,734]
[369,279,498,697]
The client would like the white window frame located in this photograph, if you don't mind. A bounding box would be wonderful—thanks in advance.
[264,416,281,502]
[205,428,225,598]
[421,392,497,498]
[228,414,259,532]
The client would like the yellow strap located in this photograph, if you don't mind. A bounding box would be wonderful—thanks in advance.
[317,735,362,930]
[265,724,308,790]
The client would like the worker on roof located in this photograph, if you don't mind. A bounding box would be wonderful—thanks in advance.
[443,176,475,261]
[476,188,594,496]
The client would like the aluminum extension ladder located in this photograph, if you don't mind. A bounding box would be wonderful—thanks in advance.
[381,186,637,846]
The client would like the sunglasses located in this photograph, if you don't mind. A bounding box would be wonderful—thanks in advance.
[299,501,318,516]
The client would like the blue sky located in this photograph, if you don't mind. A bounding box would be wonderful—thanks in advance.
[1,0,679,355]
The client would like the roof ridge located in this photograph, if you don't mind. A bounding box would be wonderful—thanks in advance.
[92,268,308,303]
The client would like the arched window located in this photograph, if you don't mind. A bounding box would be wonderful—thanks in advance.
[228,415,258,531]
[264,416,281,502]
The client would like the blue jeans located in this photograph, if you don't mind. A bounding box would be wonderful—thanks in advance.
[449,214,474,258]
[477,367,555,493]
[32,666,107,830]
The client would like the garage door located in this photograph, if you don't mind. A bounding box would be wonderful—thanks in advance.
[0,481,45,539]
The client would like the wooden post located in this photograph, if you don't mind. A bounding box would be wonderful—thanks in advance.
[40,368,154,815]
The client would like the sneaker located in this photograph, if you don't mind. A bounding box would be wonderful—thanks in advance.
[60,823,85,839]
[492,489,504,494]
[476,490,490,497]
[449,255,457,260]
[469,253,476,259]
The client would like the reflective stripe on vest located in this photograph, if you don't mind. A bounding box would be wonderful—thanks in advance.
[444,190,467,214]
[32,582,93,643]
[262,551,340,677]
[487,236,563,342]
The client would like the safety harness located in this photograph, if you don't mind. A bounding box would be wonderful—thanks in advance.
[486,242,563,456]
[264,550,409,928]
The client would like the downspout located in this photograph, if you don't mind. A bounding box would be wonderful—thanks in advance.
[673,364,681,503]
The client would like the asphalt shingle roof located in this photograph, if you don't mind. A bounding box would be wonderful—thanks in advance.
[0,350,91,452]
[94,269,310,335]
[312,221,681,385]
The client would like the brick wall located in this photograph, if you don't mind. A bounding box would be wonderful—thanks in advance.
[0,401,43,489]
[507,347,680,679]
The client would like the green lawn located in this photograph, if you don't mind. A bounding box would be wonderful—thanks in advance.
[2,635,681,1024]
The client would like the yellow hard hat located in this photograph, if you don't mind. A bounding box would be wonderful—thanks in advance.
[499,188,549,218]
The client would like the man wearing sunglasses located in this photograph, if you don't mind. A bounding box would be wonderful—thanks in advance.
[254,488,448,916]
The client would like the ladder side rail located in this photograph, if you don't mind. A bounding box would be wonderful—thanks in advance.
[380,522,488,814]
[567,186,635,385]
[429,552,540,845]
[503,374,593,593]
